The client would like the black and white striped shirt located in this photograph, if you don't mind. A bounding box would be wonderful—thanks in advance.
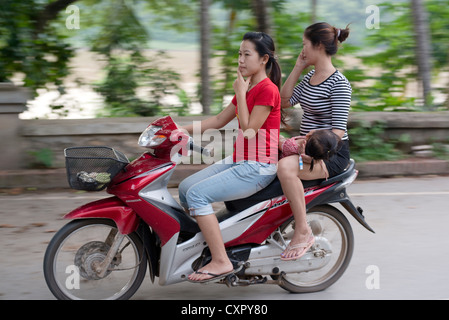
[290,70,351,140]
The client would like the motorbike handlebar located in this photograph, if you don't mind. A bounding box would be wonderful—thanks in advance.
[188,141,213,157]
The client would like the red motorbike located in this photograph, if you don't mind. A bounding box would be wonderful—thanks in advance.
[43,116,374,300]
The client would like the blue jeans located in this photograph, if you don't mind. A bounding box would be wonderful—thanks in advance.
[179,156,277,216]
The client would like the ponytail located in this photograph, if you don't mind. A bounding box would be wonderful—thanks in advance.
[267,55,282,91]
[305,22,351,56]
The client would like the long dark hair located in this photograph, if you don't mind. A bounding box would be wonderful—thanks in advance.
[305,130,341,171]
[242,32,286,125]
[242,32,282,90]
[304,22,350,56]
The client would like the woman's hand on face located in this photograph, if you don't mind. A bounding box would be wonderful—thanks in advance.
[233,68,251,97]
[296,50,311,70]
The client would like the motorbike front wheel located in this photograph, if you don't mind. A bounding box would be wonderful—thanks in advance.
[276,204,354,293]
[43,218,147,300]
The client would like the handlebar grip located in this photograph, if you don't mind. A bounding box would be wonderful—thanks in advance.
[188,142,213,157]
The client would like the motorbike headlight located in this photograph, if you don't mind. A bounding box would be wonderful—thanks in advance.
[138,125,166,147]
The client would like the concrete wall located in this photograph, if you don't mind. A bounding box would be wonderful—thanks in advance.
[0,84,29,170]
[18,116,240,169]
[2,107,449,170]
[350,112,449,146]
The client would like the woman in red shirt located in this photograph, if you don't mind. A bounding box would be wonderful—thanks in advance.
[179,32,281,282]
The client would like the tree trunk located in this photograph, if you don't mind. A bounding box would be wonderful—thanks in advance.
[221,9,237,100]
[446,52,449,110]
[200,0,212,115]
[410,0,433,109]
[35,0,79,34]
[251,0,271,34]
[311,0,318,23]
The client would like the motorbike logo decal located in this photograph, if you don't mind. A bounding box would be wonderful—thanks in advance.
[182,241,203,252]
[270,198,288,209]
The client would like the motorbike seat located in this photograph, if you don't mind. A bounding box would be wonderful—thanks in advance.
[222,159,355,214]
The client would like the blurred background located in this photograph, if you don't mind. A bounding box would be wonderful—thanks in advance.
[2,1,449,300]
[1,0,449,169]
[2,0,449,118]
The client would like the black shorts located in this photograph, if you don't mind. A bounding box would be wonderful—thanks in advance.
[324,140,350,178]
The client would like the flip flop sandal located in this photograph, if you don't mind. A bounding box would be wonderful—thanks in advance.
[280,234,315,261]
[187,269,235,284]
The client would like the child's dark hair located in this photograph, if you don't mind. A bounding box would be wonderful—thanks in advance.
[305,130,341,171]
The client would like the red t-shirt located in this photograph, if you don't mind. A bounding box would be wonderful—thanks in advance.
[231,78,281,164]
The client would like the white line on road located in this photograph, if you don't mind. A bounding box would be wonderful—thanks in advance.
[351,191,449,197]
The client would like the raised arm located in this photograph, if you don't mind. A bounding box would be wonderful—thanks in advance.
[281,50,310,108]
[233,69,272,139]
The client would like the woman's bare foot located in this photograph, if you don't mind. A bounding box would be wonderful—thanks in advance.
[281,227,314,260]
[188,259,234,282]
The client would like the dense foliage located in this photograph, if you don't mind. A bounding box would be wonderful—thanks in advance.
[1,0,448,116]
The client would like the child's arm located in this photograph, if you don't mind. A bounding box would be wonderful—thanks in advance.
[281,136,306,157]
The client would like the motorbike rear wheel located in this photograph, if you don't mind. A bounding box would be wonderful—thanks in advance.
[43,218,147,300]
[276,204,354,293]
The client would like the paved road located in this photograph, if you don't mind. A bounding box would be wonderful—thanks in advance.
[1,175,449,300]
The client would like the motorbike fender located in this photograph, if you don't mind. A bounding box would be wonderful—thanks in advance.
[64,196,140,235]
[136,221,159,283]
[340,199,375,233]
[307,185,375,233]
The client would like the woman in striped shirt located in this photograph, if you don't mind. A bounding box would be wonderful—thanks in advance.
[278,22,352,260]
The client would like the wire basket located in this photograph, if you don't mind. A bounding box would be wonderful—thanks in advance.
[64,146,129,191]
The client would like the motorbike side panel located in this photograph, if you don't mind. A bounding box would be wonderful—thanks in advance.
[109,153,174,193]
[224,184,333,247]
[123,199,181,246]
[64,196,140,235]
[107,153,181,246]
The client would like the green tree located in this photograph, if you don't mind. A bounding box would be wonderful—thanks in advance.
[427,0,449,109]
[200,0,213,115]
[90,0,181,116]
[350,2,418,111]
[210,0,288,110]
[411,0,433,108]
[348,0,449,112]
[0,0,74,97]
